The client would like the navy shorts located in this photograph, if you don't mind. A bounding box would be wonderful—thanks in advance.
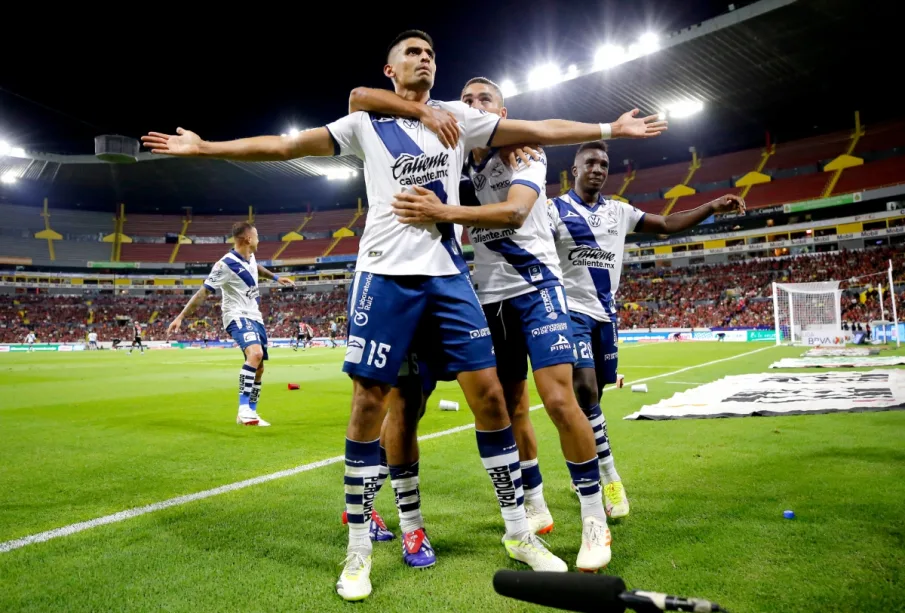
[343,271,496,386]
[483,285,576,383]
[225,317,269,361]
[569,312,617,385]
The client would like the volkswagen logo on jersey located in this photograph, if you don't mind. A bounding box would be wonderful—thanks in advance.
[473,174,488,191]
[588,214,602,227]
[403,118,420,130]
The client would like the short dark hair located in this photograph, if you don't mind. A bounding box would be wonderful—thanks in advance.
[461,77,504,103]
[576,141,608,157]
[232,221,255,239]
[387,30,434,61]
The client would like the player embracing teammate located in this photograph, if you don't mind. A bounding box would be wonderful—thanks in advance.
[142,28,742,602]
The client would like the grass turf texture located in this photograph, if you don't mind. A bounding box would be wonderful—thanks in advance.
[1,343,903,612]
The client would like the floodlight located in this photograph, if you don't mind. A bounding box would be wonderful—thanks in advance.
[527,63,562,90]
[500,79,518,97]
[594,45,626,70]
[665,100,704,118]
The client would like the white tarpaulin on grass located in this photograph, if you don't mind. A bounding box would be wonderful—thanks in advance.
[624,370,905,420]
[803,348,879,357]
[770,356,905,368]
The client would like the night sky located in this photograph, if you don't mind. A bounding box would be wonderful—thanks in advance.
[1,0,748,155]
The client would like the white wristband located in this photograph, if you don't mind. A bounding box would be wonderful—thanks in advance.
[599,122,612,140]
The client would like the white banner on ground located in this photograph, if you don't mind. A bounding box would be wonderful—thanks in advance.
[624,370,905,420]
[804,348,880,357]
[770,356,905,368]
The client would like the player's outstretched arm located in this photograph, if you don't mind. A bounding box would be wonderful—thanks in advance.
[256,264,293,286]
[142,127,337,161]
[348,87,461,148]
[392,185,537,230]
[167,287,209,337]
[640,194,746,234]
[491,109,667,147]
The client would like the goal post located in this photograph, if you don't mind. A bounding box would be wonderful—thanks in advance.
[772,281,843,346]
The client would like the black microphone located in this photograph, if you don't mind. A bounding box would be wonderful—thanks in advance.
[492,571,729,613]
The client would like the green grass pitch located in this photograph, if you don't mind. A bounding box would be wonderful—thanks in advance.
[1,343,903,612]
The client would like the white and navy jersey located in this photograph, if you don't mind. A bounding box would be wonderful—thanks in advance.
[25,333,36,343]
[548,189,646,323]
[467,148,562,304]
[203,249,263,329]
[88,332,98,342]
[133,323,142,337]
[326,100,501,277]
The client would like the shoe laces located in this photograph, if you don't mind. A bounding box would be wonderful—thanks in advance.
[604,481,624,503]
[583,519,610,548]
[340,552,370,577]
[525,504,548,519]
[517,532,553,555]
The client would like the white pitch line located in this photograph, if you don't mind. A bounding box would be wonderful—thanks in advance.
[0,344,773,554]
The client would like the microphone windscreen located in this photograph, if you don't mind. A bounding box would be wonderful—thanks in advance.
[493,570,628,613]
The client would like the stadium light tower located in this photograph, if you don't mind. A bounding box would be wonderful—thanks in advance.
[527,63,563,91]
[594,44,626,70]
[500,79,518,98]
[665,100,705,118]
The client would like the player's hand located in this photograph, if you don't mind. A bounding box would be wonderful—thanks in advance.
[418,107,462,149]
[711,194,746,215]
[166,317,183,338]
[611,109,668,139]
[276,277,294,287]
[141,128,204,156]
[500,144,543,169]
[392,186,448,225]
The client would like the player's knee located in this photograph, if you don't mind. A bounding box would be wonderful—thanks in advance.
[541,387,581,426]
[351,377,390,421]
[245,346,264,366]
[474,378,507,418]
[572,375,598,412]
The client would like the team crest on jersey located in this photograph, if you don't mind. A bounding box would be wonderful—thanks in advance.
[473,174,488,191]
[602,203,620,234]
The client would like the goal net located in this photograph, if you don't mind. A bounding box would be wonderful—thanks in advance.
[772,281,843,346]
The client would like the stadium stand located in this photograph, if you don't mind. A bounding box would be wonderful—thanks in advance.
[123,214,184,237]
[119,243,173,262]
[4,247,902,343]
[693,148,763,186]
[744,172,830,209]
[278,238,335,259]
[833,155,905,194]
[53,241,112,265]
[0,289,348,343]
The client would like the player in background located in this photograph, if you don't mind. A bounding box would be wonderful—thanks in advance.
[165,222,293,426]
[87,330,99,350]
[128,321,145,355]
[293,321,310,351]
[24,330,36,351]
[349,76,667,569]
[329,320,338,348]
[142,29,666,601]
[549,142,745,516]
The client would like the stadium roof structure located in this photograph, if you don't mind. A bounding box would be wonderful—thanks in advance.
[0,0,897,214]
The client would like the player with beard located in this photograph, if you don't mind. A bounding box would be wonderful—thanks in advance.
[549,142,745,515]
[143,30,666,601]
